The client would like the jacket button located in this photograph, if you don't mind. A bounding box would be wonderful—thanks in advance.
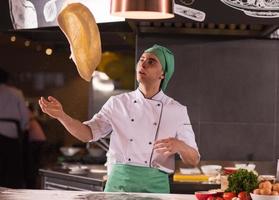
[157,104,160,106]
[149,142,152,145]
[130,139,133,142]
[128,158,131,161]
[134,100,137,103]
[131,119,134,122]
[145,161,147,164]
[153,122,157,126]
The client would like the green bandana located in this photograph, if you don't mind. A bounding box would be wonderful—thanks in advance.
[144,44,175,91]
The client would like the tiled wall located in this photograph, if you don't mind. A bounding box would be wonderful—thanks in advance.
[137,35,279,161]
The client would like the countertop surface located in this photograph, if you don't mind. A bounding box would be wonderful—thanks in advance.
[0,189,195,200]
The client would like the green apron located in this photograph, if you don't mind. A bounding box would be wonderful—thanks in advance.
[104,164,170,193]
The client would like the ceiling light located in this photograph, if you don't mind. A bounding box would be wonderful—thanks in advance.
[10,36,16,42]
[24,40,30,47]
[45,48,53,55]
[110,0,174,19]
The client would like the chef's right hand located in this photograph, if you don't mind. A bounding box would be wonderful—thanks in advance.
[39,96,64,119]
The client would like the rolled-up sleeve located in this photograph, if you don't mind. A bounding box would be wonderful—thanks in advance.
[83,97,114,142]
[176,106,200,157]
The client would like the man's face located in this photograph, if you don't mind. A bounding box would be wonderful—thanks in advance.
[136,52,164,87]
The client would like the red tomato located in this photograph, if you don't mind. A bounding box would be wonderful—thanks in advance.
[207,196,215,200]
[223,192,237,200]
[238,192,250,200]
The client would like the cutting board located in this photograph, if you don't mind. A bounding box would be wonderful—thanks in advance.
[173,173,209,182]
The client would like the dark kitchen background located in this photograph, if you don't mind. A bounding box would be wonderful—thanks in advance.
[1,0,279,164]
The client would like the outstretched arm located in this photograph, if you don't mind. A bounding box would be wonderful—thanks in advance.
[38,96,93,142]
[154,138,200,167]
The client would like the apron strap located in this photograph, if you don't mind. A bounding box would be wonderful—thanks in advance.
[104,164,170,193]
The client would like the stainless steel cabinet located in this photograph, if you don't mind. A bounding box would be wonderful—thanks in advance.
[40,168,106,191]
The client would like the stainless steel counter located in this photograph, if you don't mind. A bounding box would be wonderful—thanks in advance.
[39,165,106,191]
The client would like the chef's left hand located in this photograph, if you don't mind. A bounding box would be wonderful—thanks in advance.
[153,137,185,157]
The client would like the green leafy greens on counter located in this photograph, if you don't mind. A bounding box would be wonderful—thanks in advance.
[226,169,259,194]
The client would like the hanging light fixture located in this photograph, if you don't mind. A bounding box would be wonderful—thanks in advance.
[110,0,174,19]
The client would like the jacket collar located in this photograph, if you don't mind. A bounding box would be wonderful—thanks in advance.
[135,88,165,102]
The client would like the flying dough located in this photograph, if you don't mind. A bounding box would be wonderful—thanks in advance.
[57,3,102,81]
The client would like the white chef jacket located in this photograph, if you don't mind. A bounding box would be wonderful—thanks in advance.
[84,89,199,173]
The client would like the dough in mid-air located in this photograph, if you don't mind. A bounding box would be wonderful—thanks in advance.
[57,3,102,81]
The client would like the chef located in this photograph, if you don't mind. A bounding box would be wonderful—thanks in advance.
[39,44,200,193]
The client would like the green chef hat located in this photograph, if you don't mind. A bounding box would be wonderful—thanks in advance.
[144,44,175,91]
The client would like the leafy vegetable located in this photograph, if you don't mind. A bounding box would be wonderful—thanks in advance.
[226,169,259,194]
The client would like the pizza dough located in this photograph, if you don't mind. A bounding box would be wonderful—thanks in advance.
[57,3,102,81]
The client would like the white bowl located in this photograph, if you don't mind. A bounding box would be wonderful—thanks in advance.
[250,193,279,200]
[235,164,247,169]
[60,147,81,157]
[235,163,256,171]
[201,165,222,176]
